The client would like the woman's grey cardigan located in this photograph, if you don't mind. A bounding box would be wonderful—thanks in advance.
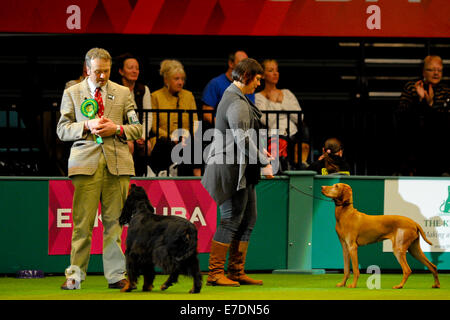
[201,83,270,206]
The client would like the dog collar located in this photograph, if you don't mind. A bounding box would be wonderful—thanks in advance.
[334,200,353,207]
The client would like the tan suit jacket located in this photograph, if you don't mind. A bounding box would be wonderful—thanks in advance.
[57,78,142,176]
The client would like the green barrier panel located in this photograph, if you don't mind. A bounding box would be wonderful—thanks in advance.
[273,171,325,274]
[0,178,75,274]
[0,176,289,274]
[1,175,449,274]
[246,177,289,270]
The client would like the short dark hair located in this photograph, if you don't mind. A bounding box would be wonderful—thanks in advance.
[228,50,246,63]
[231,58,263,85]
[116,52,139,70]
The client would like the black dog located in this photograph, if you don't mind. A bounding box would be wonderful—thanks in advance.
[119,184,202,293]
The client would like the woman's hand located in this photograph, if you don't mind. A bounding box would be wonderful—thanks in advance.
[261,163,274,179]
[261,148,274,178]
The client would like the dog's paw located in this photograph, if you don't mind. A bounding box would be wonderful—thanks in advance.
[432,284,440,289]
[336,282,346,287]
[120,285,133,293]
[346,283,357,288]
[160,284,169,291]
[189,287,201,294]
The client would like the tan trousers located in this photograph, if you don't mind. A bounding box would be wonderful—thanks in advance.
[69,153,130,284]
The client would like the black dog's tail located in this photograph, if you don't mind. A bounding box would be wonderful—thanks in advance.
[174,226,199,262]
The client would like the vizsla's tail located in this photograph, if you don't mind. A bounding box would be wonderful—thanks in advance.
[417,223,433,245]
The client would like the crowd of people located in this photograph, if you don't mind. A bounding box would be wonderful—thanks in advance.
[64,50,449,178]
[64,49,311,177]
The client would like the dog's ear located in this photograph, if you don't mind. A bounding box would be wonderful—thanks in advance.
[127,184,136,196]
[341,184,353,205]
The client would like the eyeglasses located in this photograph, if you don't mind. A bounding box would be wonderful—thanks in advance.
[425,68,443,73]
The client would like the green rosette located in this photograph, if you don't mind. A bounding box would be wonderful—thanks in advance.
[80,99,98,118]
[80,99,103,144]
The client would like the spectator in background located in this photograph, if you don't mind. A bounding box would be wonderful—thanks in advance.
[397,55,449,176]
[308,137,350,175]
[255,59,310,172]
[116,53,152,176]
[150,59,200,176]
[65,61,88,89]
[201,50,253,127]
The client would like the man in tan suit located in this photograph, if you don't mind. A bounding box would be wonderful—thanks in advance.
[57,48,142,289]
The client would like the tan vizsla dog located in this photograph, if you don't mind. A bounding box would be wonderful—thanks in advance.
[321,183,440,289]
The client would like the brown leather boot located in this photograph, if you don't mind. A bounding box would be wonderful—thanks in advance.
[227,240,263,285]
[206,240,240,287]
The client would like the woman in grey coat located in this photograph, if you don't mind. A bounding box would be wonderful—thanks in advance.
[201,58,273,286]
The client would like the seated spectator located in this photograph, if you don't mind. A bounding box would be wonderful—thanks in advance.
[116,53,153,176]
[150,59,200,176]
[65,61,88,89]
[308,137,350,175]
[201,50,253,127]
[396,55,449,176]
[255,59,310,172]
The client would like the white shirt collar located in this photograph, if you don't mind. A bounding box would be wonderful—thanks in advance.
[87,78,107,97]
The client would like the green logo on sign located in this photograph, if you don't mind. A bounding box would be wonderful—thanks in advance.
[440,186,450,215]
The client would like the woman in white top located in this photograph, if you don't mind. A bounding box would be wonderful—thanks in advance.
[255,59,310,170]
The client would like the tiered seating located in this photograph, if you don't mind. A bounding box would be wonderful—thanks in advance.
[0,34,447,176]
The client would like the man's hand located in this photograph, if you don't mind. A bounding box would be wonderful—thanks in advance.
[415,80,434,106]
[425,84,434,106]
[202,105,215,124]
[90,117,117,137]
[85,118,100,132]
